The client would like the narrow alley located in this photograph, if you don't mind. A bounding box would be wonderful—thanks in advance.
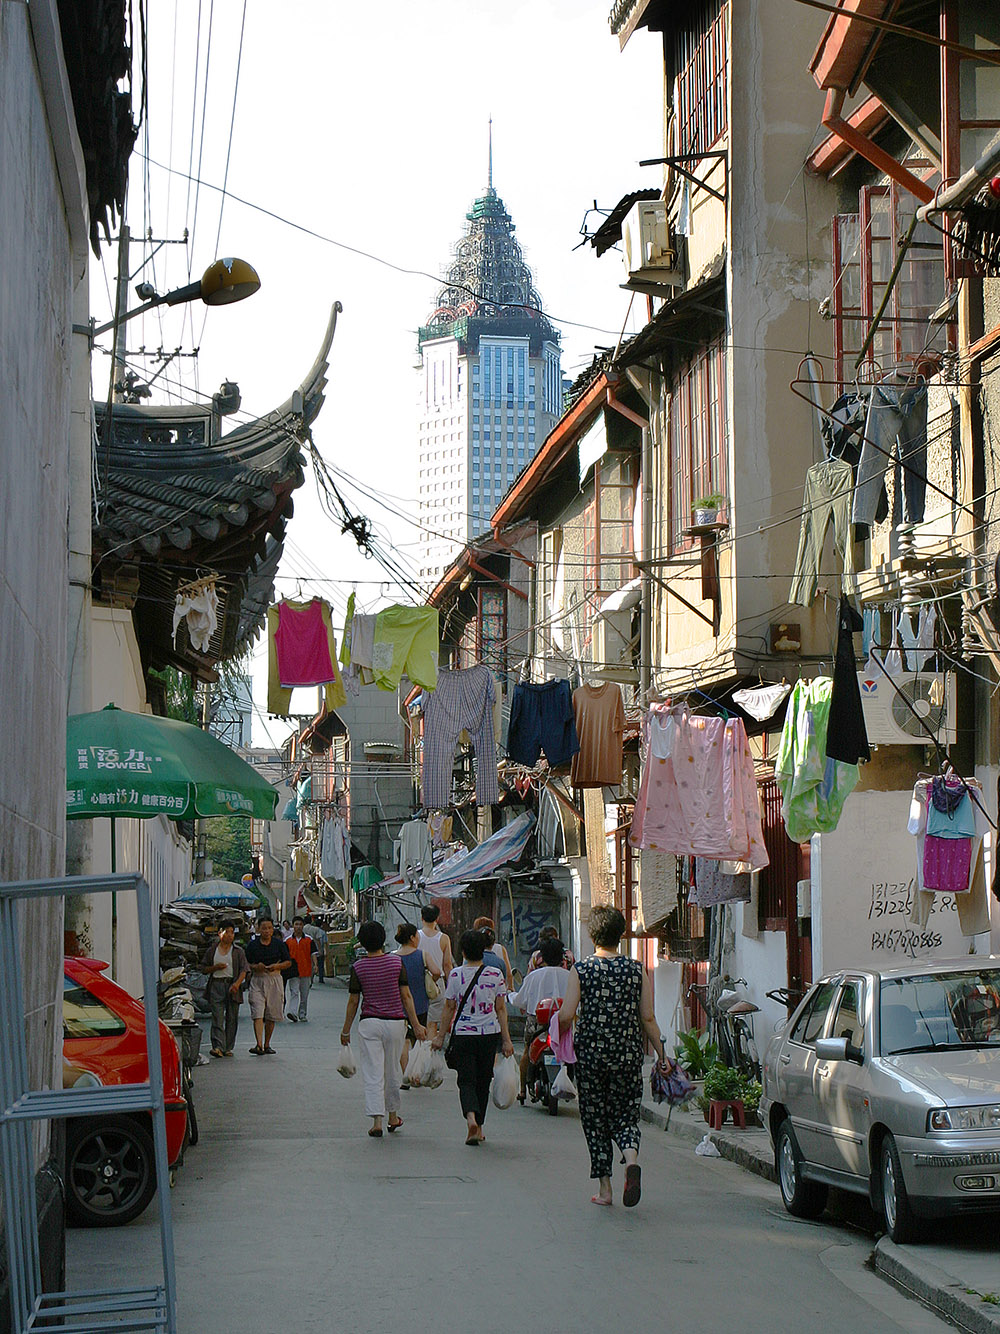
[67,988,949,1334]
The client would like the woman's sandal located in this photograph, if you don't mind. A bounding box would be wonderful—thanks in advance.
[368,1127,383,1138]
[262,1046,276,1054]
[623,1165,642,1208]
[465,1131,481,1146]
[590,1195,613,1207]
[516,1092,526,1105]
[387,1118,403,1133]
[249,1046,264,1056]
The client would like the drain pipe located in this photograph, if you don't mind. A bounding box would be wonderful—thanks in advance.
[606,385,651,705]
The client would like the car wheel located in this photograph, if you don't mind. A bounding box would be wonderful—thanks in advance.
[879,1133,922,1243]
[776,1118,828,1219]
[65,1115,157,1228]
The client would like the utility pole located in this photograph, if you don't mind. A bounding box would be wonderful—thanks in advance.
[112,224,130,402]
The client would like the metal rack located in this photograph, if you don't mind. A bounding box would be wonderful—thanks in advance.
[0,873,177,1332]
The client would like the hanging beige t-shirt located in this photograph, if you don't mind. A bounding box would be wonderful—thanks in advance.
[571,683,625,788]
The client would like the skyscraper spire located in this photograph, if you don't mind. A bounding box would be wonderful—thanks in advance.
[488,116,493,193]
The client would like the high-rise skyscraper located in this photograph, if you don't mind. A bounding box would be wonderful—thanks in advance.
[416,151,561,582]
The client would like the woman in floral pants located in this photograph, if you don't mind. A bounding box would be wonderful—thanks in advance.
[558,906,665,1208]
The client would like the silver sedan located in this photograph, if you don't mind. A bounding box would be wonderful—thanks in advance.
[759,957,1000,1241]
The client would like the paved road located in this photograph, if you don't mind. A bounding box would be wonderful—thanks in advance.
[67,983,950,1333]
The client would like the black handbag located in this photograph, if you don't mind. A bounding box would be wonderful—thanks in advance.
[444,965,486,1070]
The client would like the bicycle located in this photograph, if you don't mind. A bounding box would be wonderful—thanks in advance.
[687,977,761,1082]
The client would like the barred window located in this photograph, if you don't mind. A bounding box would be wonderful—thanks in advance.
[673,0,729,157]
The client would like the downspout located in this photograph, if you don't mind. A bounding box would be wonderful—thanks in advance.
[821,87,934,204]
[605,386,652,705]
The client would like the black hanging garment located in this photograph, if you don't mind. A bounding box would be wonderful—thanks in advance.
[826,595,871,764]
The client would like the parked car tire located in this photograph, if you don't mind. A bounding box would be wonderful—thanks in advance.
[776,1119,828,1219]
[65,1114,157,1227]
[878,1133,922,1244]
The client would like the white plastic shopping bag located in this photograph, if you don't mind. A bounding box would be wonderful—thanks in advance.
[405,1040,432,1087]
[491,1054,519,1109]
[424,1047,446,1089]
[337,1043,357,1078]
[551,1064,577,1101]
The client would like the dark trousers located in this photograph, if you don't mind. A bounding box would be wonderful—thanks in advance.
[449,1033,499,1125]
[576,1059,642,1179]
[206,977,240,1053]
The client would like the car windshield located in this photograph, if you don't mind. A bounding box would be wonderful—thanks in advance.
[879,969,1000,1055]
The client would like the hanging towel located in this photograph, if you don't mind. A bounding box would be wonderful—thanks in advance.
[172,580,219,654]
[775,678,859,842]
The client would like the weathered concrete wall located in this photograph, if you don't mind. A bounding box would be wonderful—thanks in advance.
[0,3,80,1161]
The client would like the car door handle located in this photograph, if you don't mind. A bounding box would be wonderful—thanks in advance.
[817,1066,831,1078]
[779,1053,791,1065]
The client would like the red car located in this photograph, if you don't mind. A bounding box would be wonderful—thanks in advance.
[62,957,187,1226]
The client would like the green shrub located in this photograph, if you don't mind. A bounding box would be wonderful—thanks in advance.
[703,1062,744,1101]
[674,1028,719,1078]
[739,1075,762,1113]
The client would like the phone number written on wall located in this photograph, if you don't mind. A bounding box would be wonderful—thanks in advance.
[868,879,954,953]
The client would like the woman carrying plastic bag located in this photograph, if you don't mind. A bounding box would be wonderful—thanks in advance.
[492,1053,519,1108]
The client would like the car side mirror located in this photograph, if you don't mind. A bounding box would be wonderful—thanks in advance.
[815,1036,864,1065]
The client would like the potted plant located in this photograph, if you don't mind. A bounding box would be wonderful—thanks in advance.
[693,493,725,526]
[674,1024,720,1099]
[702,1061,745,1122]
[739,1074,763,1127]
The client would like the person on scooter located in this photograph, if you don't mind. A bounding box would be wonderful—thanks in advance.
[509,935,570,1103]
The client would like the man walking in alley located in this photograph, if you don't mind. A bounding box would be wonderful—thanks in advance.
[199,920,248,1058]
[303,913,327,984]
[285,915,317,1023]
[418,903,453,1040]
[245,917,291,1055]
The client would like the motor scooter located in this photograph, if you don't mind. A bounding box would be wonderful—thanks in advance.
[524,997,567,1116]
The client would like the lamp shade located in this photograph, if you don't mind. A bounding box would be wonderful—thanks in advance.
[199,257,261,306]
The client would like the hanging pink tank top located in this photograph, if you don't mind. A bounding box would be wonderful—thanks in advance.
[275,600,336,686]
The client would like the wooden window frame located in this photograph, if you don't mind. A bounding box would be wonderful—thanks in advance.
[668,340,728,555]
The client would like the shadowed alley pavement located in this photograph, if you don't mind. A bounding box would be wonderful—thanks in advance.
[67,984,955,1333]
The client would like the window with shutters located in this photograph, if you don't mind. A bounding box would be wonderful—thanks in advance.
[673,0,729,157]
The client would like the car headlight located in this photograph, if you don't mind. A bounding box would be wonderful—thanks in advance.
[928,1104,1000,1132]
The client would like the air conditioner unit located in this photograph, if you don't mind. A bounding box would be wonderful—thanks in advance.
[592,610,639,682]
[857,671,956,746]
[621,200,686,293]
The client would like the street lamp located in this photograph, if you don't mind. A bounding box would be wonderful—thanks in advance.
[80,257,261,341]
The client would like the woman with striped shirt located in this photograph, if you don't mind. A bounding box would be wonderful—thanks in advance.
[341,920,426,1137]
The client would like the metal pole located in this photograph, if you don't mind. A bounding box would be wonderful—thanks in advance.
[113,225,130,403]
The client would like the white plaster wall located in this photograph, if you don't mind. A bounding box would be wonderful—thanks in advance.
[727,906,792,1053]
[812,788,992,974]
[83,609,193,993]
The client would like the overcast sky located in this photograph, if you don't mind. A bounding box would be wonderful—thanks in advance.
[91,1,663,743]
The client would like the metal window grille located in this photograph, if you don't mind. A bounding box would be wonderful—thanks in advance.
[757,778,799,929]
[673,0,729,157]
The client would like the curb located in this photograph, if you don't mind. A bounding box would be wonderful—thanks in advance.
[639,1097,777,1184]
[641,1092,1000,1332]
[873,1240,1000,1334]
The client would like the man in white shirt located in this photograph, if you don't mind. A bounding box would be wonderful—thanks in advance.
[418,903,453,1039]
[508,936,571,1102]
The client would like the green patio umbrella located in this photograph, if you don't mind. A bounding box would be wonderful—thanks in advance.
[67,704,278,871]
